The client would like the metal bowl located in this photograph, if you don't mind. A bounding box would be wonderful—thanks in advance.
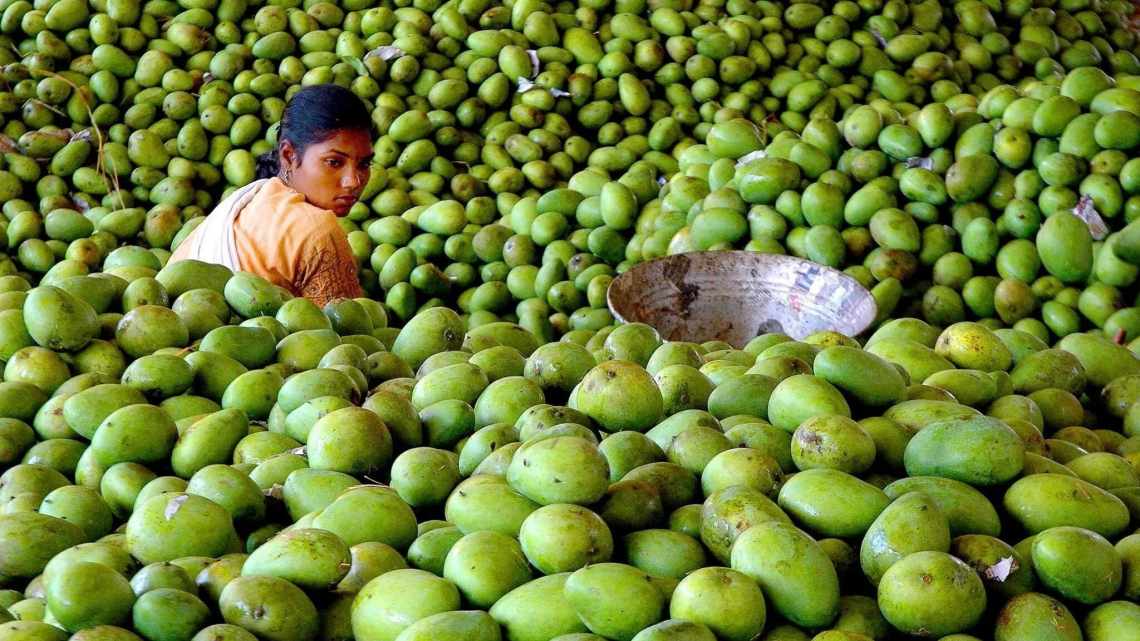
[607,251,878,348]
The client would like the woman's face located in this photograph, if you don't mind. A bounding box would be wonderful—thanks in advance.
[281,129,373,216]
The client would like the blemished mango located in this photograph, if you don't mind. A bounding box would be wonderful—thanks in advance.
[220,576,318,641]
[876,552,986,638]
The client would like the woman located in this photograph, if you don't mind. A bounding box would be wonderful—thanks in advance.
[171,84,372,307]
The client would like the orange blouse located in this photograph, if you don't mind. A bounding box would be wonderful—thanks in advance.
[171,178,363,308]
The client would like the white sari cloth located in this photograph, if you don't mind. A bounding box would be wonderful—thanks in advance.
[182,178,272,271]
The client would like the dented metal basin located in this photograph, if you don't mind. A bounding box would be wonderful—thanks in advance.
[607,251,877,348]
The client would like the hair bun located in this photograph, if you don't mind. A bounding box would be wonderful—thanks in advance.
[254,151,280,181]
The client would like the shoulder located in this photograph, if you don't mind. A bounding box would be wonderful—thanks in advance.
[258,178,339,230]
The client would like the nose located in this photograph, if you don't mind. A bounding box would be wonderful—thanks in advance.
[342,167,365,191]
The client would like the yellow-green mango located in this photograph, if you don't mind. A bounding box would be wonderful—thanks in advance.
[1003,473,1130,538]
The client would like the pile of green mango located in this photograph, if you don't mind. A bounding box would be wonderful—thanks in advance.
[0,259,1138,641]
[0,0,1138,640]
[0,0,1132,340]
[651,65,1140,345]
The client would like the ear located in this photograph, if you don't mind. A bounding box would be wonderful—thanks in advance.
[279,140,299,169]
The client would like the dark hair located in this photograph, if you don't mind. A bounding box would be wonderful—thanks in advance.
[255,84,373,180]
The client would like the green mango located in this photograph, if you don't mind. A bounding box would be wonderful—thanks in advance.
[903,416,1025,486]
[350,569,460,641]
[44,561,134,633]
[277,369,355,414]
[224,273,284,319]
[392,611,501,641]
[279,468,357,522]
[132,587,211,641]
[185,351,248,402]
[1032,526,1122,605]
[221,369,284,421]
[311,485,418,549]
[90,404,178,468]
[218,576,318,641]
[1057,332,1140,387]
[489,574,589,641]
[63,384,148,440]
[777,469,889,538]
[200,326,277,369]
[934,322,1012,373]
[411,363,488,411]
[306,407,393,476]
[669,567,765,641]
[1004,473,1130,538]
[276,329,341,371]
[788,413,874,474]
[575,361,663,433]
[883,476,1001,537]
[155,260,232,298]
[114,305,190,358]
[0,512,86,578]
[564,563,665,641]
[391,307,465,371]
[1084,601,1140,641]
[361,390,422,449]
[629,620,715,641]
[507,436,609,506]
[1010,348,1086,394]
[866,337,957,380]
[443,531,531,608]
[464,322,541,357]
[876,552,986,638]
[125,493,236,565]
[1036,212,1093,284]
[950,534,1034,599]
[407,526,463,578]
[241,528,350,590]
[995,592,1081,641]
[813,346,906,407]
[171,409,249,479]
[122,354,194,400]
[444,475,538,538]
[859,492,951,586]
[23,285,98,351]
[767,374,851,433]
[730,520,840,629]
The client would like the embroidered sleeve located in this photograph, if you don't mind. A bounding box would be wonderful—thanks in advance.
[297,229,364,309]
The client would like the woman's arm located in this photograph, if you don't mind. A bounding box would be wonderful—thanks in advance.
[297,228,364,308]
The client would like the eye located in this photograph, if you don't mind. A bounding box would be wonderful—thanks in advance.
[325,158,343,168]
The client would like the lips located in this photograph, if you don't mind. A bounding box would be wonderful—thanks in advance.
[333,196,357,208]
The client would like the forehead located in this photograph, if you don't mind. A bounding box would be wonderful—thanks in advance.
[304,129,373,157]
